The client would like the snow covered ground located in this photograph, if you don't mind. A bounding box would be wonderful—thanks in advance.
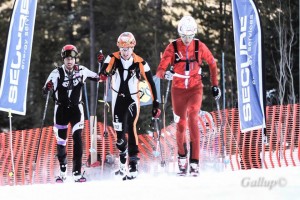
[1,166,299,200]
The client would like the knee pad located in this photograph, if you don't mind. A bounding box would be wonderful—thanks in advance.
[72,122,84,133]
[54,124,68,146]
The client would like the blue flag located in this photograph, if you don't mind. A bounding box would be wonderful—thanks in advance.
[231,0,265,132]
[0,0,38,115]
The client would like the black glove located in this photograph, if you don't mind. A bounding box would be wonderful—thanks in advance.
[152,100,161,118]
[212,86,221,100]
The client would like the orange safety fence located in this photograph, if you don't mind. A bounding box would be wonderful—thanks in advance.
[0,104,299,186]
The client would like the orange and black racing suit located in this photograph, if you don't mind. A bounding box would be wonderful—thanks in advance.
[101,52,158,161]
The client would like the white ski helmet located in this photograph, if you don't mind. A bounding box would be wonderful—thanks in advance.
[177,16,197,35]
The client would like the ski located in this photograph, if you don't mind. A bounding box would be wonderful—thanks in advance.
[122,175,136,181]
[176,171,199,177]
[115,169,125,176]
[177,171,188,176]
[55,176,65,183]
[74,177,87,183]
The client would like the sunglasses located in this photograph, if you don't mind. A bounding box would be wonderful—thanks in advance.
[119,47,133,52]
[180,34,195,39]
[62,50,78,58]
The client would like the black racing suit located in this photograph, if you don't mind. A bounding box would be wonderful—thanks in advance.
[43,64,98,174]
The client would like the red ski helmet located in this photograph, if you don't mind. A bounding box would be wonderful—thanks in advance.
[61,44,78,58]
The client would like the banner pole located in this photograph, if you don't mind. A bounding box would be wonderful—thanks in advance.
[8,109,16,185]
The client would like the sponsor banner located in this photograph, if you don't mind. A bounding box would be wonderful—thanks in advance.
[231,0,265,132]
[0,0,38,115]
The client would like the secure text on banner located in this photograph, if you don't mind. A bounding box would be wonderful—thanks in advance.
[0,0,38,115]
[231,0,265,132]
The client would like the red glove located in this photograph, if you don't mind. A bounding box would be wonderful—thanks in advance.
[152,108,161,118]
[99,73,108,81]
[97,52,104,63]
[46,80,53,91]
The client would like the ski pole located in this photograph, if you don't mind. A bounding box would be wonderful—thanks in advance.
[94,50,103,113]
[162,66,173,131]
[215,99,229,165]
[32,90,50,183]
[84,83,90,120]
[103,78,109,137]
[164,66,173,106]
[152,116,166,167]
[89,50,103,154]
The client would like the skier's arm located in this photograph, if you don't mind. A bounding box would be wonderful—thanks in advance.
[99,55,116,81]
[200,42,218,86]
[143,62,161,118]
[80,65,99,82]
[156,43,175,79]
[200,42,221,99]
[42,69,59,95]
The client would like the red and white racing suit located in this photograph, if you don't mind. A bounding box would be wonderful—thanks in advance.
[156,38,218,164]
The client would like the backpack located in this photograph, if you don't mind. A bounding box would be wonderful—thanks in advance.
[172,39,199,64]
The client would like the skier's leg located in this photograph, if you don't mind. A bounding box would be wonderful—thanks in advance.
[113,96,128,175]
[172,87,189,173]
[127,102,139,178]
[187,85,203,175]
[71,104,86,182]
[53,105,69,181]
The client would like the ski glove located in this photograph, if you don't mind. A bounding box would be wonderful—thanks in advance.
[46,80,53,91]
[42,80,53,97]
[99,72,108,82]
[164,71,174,81]
[97,52,105,63]
[212,86,221,100]
[152,100,161,118]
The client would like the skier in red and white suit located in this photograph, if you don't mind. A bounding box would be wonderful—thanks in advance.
[156,16,221,176]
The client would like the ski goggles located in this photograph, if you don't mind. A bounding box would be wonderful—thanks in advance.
[180,34,195,40]
[119,47,133,52]
[62,50,78,58]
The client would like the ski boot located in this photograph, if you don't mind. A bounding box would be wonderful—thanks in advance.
[73,171,86,182]
[189,162,199,177]
[177,156,188,176]
[55,164,67,183]
[115,150,127,177]
[123,156,139,180]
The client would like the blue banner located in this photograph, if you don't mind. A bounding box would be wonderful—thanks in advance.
[0,0,37,115]
[231,0,265,132]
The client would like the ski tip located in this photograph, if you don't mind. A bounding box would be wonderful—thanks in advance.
[122,175,136,181]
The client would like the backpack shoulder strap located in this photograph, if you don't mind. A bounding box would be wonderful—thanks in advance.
[57,66,64,85]
[194,39,199,63]
[172,40,181,64]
